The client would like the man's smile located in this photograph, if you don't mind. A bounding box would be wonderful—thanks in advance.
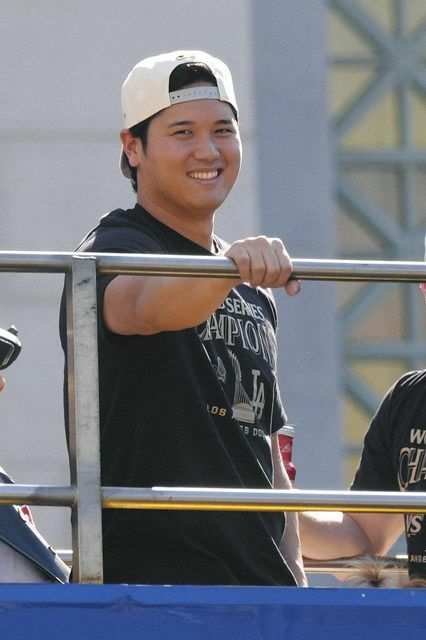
[187,169,221,180]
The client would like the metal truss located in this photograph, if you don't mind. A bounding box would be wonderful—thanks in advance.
[329,0,426,421]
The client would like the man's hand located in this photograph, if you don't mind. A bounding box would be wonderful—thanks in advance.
[225,236,301,296]
[0,377,5,392]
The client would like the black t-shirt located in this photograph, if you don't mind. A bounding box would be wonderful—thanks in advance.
[351,370,426,579]
[59,204,295,586]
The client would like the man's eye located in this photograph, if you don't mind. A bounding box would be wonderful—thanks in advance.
[216,128,233,135]
[174,129,192,135]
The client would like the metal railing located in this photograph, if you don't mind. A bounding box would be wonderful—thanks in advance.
[1,250,426,583]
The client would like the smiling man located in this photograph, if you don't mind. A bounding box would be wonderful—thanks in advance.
[60,50,305,586]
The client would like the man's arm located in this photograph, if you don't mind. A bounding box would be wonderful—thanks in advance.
[104,236,300,335]
[272,434,307,586]
[299,377,406,564]
[299,510,404,560]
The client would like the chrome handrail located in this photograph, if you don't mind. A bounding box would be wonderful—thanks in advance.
[1,485,426,512]
[2,250,426,281]
[1,250,426,583]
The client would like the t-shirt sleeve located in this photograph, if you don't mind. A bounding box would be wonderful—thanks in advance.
[81,225,162,299]
[79,226,164,340]
[350,383,399,491]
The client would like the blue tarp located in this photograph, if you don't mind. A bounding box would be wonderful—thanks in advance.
[0,584,425,639]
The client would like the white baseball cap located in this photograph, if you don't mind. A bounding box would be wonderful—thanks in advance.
[120,50,239,178]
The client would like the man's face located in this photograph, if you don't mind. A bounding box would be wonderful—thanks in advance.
[131,96,241,219]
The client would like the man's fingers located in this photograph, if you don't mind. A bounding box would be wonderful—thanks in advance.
[226,242,254,284]
[226,236,299,293]
[284,279,302,296]
[270,238,293,287]
[0,377,5,392]
[270,238,301,295]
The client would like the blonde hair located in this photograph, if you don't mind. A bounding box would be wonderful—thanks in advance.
[346,556,426,589]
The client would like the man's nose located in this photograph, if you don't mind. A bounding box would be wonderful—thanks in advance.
[192,135,220,160]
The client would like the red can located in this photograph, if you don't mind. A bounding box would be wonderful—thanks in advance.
[276,425,296,483]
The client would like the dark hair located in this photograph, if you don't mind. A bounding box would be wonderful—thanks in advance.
[126,114,158,192]
[125,62,220,192]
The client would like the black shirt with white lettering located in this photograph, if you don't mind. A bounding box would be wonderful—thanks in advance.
[59,204,295,586]
[351,370,426,579]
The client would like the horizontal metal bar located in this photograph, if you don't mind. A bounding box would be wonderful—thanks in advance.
[0,485,75,506]
[96,256,426,282]
[293,259,426,282]
[96,253,238,277]
[345,339,426,359]
[54,548,408,576]
[330,57,385,66]
[101,487,426,514]
[338,149,426,165]
[2,251,426,282]
[303,555,407,575]
[0,251,72,272]
[2,485,425,513]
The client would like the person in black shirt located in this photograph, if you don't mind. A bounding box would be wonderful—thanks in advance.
[300,283,426,581]
[60,50,306,586]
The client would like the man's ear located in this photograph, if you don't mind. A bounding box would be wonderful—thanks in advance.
[120,129,140,168]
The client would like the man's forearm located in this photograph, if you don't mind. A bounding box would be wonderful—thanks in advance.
[299,511,372,560]
[281,512,308,586]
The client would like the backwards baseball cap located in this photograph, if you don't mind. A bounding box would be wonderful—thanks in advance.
[120,50,238,178]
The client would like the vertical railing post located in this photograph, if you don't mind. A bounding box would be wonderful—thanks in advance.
[65,255,103,583]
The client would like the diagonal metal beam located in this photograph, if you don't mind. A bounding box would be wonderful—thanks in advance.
[344,369,382,416]
[330,0,398,56]
[334,68,397,137]
[340,281,391,333]
[409,16,426,53]
[410,67,426,97]
[337,177,401,246]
